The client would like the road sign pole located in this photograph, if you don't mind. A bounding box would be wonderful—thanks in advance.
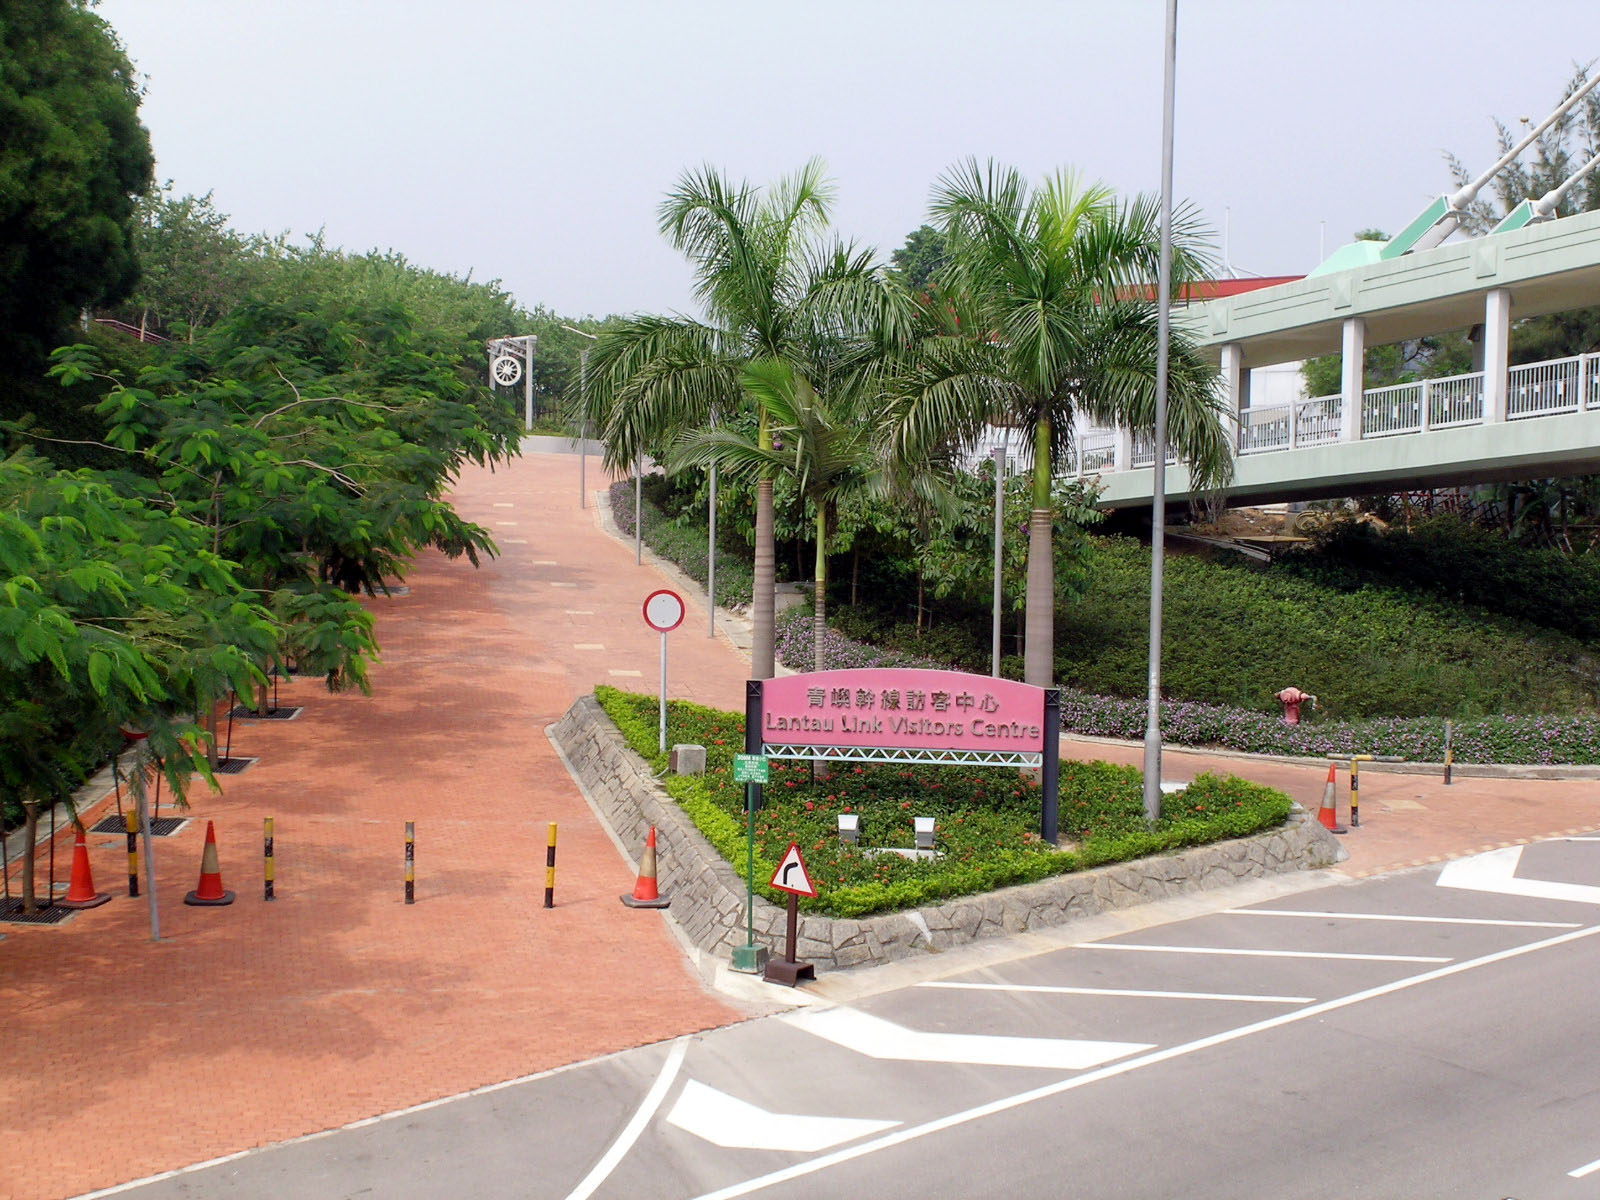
[658,631,668,755]
[732,681,768,974]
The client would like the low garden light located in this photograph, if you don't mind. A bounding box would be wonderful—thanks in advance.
[838,813,860,845]
[913,816,936,852]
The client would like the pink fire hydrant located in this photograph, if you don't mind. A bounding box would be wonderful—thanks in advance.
[1275,687,1318,725]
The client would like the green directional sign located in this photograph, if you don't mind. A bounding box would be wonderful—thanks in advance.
[732,754,770,784]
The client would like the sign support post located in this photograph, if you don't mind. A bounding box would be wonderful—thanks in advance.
[1042,688,1061,845]
[731,681,770,974]
[764,840,818,987]
[641,590,686,755]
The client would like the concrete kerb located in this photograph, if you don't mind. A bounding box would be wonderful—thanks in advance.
[548,693,1348,978]
[1064,731,1600,781]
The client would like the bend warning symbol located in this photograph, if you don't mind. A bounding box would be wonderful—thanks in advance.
[768,842,818,898]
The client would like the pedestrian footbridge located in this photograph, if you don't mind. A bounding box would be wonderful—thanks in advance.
[1066,205,1600,508]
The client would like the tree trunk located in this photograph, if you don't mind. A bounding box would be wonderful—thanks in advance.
[813,507,828,672]
[851,545,859,607]
[916,569,925,636]
[1023,417,1055,688]
[813,506,831,781]
[20,800,38,914]
[752,479,776,683]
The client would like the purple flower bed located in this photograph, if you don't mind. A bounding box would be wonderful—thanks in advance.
[777,610,1600,765]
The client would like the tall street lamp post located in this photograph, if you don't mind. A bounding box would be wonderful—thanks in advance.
[561,325,599,509]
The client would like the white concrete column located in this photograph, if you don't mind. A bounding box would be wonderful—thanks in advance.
[1116,425,1135,472]
[1483,287,1511,422]
[1340,316,1366,442]
[1219,343,1245,453]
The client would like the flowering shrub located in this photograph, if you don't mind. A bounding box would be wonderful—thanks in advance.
[596,687,1291,919]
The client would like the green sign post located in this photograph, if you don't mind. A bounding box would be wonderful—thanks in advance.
[731,696,770,974]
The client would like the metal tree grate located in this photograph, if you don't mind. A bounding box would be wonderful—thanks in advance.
[214,756,258,775]
[227,705,302,721]
[90,815,187,836]
[0,899,76,925]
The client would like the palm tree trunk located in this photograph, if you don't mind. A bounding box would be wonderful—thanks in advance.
[813,506,831,781]
[813,506,828,672]
[1023,417,1055,688]
[752,413,776,679]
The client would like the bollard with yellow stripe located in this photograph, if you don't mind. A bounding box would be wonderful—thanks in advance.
[544,822,557,909]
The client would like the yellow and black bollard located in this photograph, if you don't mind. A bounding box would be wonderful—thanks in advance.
[1443,719,1454,786]
[544,822,557,909]
[1348,755,1376,827]
[405,821,415,904]
[264,817,275,901]
[126,804,140,897]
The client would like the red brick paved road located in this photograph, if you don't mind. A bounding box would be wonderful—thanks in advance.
[0,450,753,1200]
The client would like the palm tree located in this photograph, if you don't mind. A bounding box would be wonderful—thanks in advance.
[674,358,934,671]
[888,159,1233,688]
[580,161,906,679]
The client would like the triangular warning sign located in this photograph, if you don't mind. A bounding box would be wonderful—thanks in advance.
[768,841,818,898]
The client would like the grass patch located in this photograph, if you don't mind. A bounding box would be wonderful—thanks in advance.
[596,686,1293,920]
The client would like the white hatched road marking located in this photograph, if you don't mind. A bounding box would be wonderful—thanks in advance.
[1438,845,1600,905]
[781,1007,1151,1071]
[1569,1153,1600,1178]
[665,1080,898,1152]
[1079,943,1449,963]
[918,981,1314,1004]
[689,923,1600,1200]
[1231,908,1580,929]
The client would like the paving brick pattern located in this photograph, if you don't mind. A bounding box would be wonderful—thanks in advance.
[0,451,751,1200]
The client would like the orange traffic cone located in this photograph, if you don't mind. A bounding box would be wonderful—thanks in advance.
[184,820,236,906]
[1317,762,1347,834]
[620,826,671,909]
[58,828,111,909]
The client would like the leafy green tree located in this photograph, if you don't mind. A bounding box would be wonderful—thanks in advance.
[116,186,265,341]
[891,159,1231,687]
[888,224,949,294]
[0,0,153,371]
[582,160,908,678]
[0,450,273,911]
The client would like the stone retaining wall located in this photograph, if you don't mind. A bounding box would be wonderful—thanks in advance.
[551,695,1347,972]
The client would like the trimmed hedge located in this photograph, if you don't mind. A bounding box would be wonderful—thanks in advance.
[595,686,1292,920]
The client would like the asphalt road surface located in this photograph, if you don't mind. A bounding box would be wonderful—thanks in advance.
[90,835,1600,1200]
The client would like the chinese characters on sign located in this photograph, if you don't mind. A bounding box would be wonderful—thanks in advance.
[763,668,1045,753]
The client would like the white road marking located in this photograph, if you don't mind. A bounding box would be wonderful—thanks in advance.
[1569,1153,1600,1178]
[565,1038,688,1200]
[610,669,643,677]
[1438,845,1600,905]
[492,502,514,508]
[1231,908,1580,929]
[1079,943,1449,963]
[502,538,528,544]
[549,582,578,587]
[533,559,558,565]
[691,923,1600,1200]
[1565,836,1600,842]
[665,1080,898,1152]
[565,610,595,615]
[780,1006,1150,1070]
[495,521,519,526]
[918,981,1314,1004]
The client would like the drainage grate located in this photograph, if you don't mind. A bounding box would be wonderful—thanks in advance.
[90,815,187,836]
[0,899,76,925]
[214,756,258,775]
[227,705,302,721]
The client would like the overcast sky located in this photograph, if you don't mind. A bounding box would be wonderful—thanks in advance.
[96,0,1595,321]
